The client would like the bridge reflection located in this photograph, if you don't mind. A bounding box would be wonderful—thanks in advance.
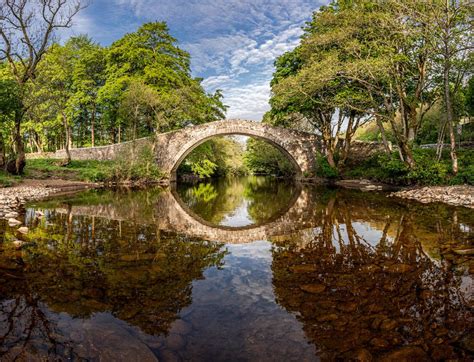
[48,184,325,244]
[155,185,320,244]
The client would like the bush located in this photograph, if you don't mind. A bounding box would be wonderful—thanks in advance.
[109,143,163,183]
[315,154,338,179]
[0,171,20,187]
[343,148,473,186]
[25,158,113,182]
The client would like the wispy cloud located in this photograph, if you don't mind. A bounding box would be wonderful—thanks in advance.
[224,81,271,120]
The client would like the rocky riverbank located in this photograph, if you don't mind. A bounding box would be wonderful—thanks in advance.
[390,185,474,208]
[0,179,98,226]
[335,179,399,191]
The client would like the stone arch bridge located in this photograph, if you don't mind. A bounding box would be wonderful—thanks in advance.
[30,119,321,180]
[154,119,320,181]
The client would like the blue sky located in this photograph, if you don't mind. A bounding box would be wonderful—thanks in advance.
[64,0,327,120]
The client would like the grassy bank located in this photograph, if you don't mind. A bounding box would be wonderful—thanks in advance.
[0,171,21,187]
[342,149,474,186]
[24,159,113,182]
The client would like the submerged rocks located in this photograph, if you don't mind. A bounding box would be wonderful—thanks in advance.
[379,346,428,361]
[336,179,397,192]
[391,185,474,208]
[300,283,326,294]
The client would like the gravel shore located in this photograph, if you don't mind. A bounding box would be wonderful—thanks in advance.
[0,179,98,224]
[390,185,474,209]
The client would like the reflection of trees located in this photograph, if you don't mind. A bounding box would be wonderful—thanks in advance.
[0,211,226,359]
[272,193,473,360]
[188,183,219,203]
[177,176,298,225]
[243,176,297,223]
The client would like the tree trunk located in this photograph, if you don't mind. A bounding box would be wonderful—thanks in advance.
[62,113,72,164]
[447,119,458,173]
[375,117,391,154]
[91,103,96,147]
[338,114,355,170]
[443,49,458,174]
[326,147,336,169]
[13,109,25,175]
[0,133,5,168]
[399,140,415,169]
[436,118,447,161]
[32,133,43,153]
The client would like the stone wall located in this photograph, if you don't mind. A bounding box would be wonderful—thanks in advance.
[345,140,392,164]
[26,137,153,161]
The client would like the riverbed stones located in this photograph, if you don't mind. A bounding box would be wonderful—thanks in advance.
[0,185,59,220]
[12,240,24,249]
[391,185,474,208]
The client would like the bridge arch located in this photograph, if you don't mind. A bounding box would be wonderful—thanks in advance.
[154,119,320,181]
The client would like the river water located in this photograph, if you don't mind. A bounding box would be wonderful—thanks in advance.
[0,176,472,361]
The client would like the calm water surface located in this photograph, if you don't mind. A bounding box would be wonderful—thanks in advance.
[0,176,473,361]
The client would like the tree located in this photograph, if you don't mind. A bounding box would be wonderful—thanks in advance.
[268,1,470,170]
[268,6,369,170]
[430,0,473,173]
[244,138,295,176]
[31,42,77,163]
[0,0,87,173]
[0,62,21,167]
[100,22,226,141]
[69,36,106,147]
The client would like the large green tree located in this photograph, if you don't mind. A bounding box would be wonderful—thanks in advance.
[100,22,226,141]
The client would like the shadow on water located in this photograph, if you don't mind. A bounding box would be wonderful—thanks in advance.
[0,177,472,360]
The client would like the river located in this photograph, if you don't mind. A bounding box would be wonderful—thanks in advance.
[0,176,473,360]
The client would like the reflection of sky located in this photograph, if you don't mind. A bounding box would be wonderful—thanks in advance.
[176,240,316,359]
[219,199,255,227]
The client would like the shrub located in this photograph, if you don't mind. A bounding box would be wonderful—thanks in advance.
[109,143,164,183]
[315,154,338,179]
[344,148,473,185]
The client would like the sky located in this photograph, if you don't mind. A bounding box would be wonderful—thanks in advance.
[63,0,327,120]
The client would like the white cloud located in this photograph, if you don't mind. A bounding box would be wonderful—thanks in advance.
[201,75,238,89]
[223,81,271,121]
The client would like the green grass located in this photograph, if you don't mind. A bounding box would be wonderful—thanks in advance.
[24,158,113,182]
[343,148,474,186]
[0,171,21,187]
